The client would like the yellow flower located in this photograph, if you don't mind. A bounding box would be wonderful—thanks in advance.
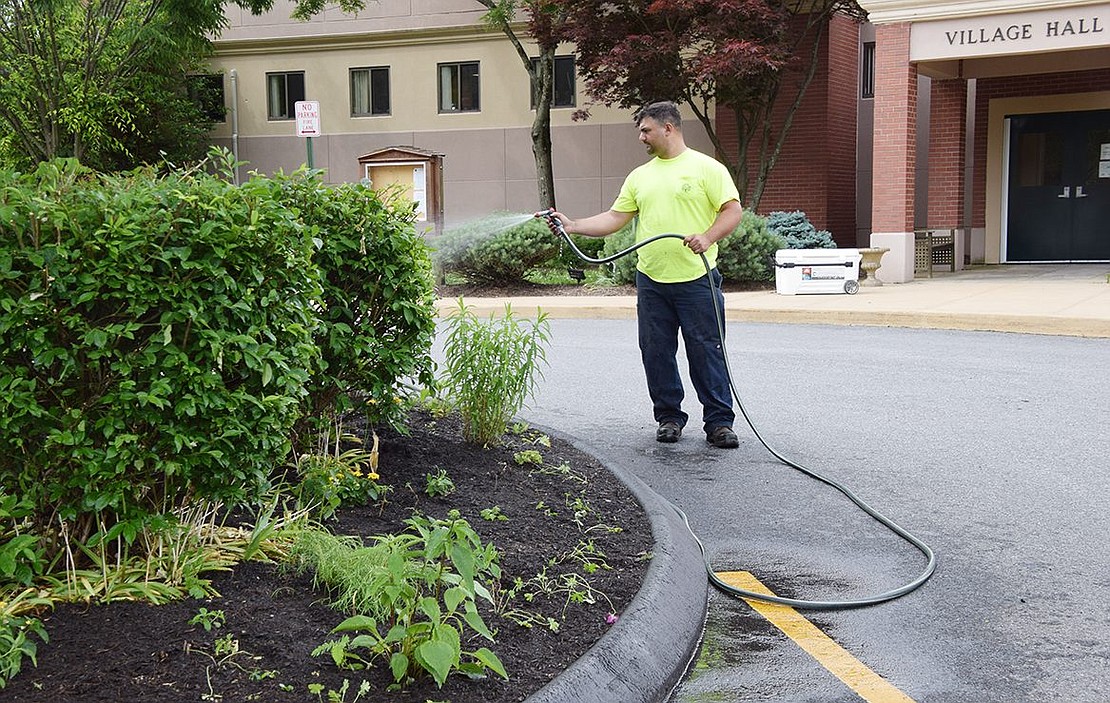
[368,472,380,481]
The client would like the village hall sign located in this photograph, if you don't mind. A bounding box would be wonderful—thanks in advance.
[911,3,1110,60]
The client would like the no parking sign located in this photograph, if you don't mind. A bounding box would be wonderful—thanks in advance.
[294,101,321,137]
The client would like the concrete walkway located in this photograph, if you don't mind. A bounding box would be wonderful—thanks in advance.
[435,263,1110,702]
[438,264,1110,338]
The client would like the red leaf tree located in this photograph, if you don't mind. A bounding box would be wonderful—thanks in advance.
[562,0,865,209]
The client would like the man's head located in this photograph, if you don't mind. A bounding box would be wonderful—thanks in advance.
[634,101,685,159]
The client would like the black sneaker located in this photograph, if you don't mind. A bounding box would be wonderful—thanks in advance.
[656,421,682,443]
[706,426,739,449]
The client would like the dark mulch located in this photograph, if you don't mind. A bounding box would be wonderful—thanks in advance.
[4,411,652,703]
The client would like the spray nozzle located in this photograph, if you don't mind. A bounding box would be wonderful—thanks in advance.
[536,208,567,237]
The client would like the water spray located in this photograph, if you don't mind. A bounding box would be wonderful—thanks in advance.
[537,208,937,610]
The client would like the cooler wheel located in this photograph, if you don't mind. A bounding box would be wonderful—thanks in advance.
[844,280,860,295]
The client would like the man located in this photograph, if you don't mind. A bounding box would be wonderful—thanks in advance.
[540,100,743,448]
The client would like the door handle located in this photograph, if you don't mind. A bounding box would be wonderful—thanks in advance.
[1075,185,1088,198]
[1057,186,1071,198]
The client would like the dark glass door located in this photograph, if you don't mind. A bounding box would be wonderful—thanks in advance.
[1007,110,1110,262]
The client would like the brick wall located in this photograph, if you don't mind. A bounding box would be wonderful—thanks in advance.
[716,13,861,245]
[972,69,1110,227]
[927,78,966,228]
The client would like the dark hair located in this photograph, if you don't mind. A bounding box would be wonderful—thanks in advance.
[635,101,682,128]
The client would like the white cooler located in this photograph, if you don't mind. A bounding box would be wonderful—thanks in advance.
[774,249,861,295]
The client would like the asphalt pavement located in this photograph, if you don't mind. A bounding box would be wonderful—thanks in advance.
[434,263,1110,703]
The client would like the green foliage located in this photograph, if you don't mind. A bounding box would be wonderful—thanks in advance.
[716,210,785,282]
[295,440,387,520]
[556,233,607,269]
[0,494,44,587]
[0,157,320,550]
[433,212,562,284]
[0,613,48,690]
[765,210,837,249]
[189,607,226,632]
[600,220,639,284]
[293,511,506,688]
[423,470,456,499]
[279,176,436,436]
[440,301,551,445]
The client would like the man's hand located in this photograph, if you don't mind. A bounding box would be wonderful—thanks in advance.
[684,233,713,255]
[535,210,571,238]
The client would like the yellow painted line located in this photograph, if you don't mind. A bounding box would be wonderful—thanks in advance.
[716,570,917,703]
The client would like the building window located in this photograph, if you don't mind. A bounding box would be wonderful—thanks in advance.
[530,55,576,109]
[187,74,225,122]
[438,62,480,113]
[267,71,305,120]
[860,42,876,99]
[350,67,390,116]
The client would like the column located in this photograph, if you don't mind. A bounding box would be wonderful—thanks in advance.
[871,22,917,283]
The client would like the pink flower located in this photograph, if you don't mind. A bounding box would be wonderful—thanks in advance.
[605,613,619,625]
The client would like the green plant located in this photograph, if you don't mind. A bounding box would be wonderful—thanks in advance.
[0,613,48,690]
[479,506,509,522]
[280,174,436,437]
[0,156,321,558]
[189,608,226,632]
[440,301,551,445]
[513,449,544,466]
[423,469,456,499]
[308,679,372,702]
[765,210,837,249]
[716,210,785,282]
[293,512,507,688]
[432,211,561,284]
[295,433,387,520]
[0,493,44,587]
[599,220,638,284]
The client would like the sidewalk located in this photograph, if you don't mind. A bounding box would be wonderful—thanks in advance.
[437,263,1110,338]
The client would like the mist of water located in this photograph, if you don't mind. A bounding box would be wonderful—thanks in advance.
[432,211,540,256]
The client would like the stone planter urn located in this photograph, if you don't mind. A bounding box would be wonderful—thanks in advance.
[858,247,890,286]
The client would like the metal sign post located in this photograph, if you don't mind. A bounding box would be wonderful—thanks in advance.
[294,100,321,168]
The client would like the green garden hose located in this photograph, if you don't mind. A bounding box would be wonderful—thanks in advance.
[539,211,937,610]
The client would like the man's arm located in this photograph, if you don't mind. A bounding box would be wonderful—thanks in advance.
[541,209,636,238]
[684,200,743,254]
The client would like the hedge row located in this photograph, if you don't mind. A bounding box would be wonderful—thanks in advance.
[0,154,435,545]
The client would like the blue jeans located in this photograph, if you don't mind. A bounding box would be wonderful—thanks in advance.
[636,269,735,434]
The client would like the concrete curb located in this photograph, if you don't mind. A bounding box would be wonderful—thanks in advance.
[525,424,709,703]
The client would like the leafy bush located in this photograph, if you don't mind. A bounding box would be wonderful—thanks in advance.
[765,210,836,249]
[0,157,320,550]
[279,175,437,436]
[600,220,638,284]
[440,301,550,446]
[716,211,785,282]
[556,233,606,270]
[432,212,561,284]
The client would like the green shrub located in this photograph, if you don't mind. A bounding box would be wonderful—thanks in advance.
[600,220,638,284]
[432,212,561,284]
[278,176,436,435]
[716,211,785,282]
[556,234,606,270]
[440,301,550,446]
[765,210,836,249]
[0,157,320,550]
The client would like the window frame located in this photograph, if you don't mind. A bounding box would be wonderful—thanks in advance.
[529,55,577,110]
[350,66,391,117]
[266,71,306,121]
[437,61,481,114]
[860,42,876,100]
